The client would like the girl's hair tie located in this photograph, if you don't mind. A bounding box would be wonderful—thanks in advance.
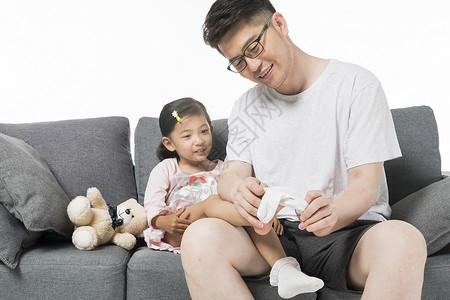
[172,111,182,123]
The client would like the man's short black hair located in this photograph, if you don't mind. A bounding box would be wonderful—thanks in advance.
[203,0,276,53]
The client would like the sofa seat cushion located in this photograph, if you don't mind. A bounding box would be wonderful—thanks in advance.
[0,117,137,206]
[0,240,130,299]
[422,251,450,299]
[127,247,190,300]
[127,247,316,300]
[0,203,41,269]
[317,251,450,300]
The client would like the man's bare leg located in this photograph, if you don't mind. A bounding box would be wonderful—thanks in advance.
[181,218,270,300]
[348,220,426,299]
[181,199,323,299]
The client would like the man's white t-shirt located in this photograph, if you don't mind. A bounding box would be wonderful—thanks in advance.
[225,59,402,222]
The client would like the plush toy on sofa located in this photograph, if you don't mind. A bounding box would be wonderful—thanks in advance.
[67,187,147,251]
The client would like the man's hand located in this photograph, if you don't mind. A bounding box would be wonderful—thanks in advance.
[232,177,268,232]
[297,162,384,237]
[218,161,271,234]
[153,207,192,235]
[296,190,338,237]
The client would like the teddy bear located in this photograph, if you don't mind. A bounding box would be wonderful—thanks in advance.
[67,187,147,251]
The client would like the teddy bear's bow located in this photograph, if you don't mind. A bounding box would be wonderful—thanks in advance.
[108,204,123,229]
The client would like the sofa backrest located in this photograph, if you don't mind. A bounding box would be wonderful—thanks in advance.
[134,117,228,204]
[135,106,442,206]
[0,117,137,206]
[385,106,442,205]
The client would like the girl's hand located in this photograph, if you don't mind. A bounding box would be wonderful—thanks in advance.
[272,217,284,236]
[154,207,192,235]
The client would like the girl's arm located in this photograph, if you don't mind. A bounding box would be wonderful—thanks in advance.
[143,162,171,228]
[145,159,192,236]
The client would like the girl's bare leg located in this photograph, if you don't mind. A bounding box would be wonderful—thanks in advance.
[245,227,286,267]
[162,232,182,247]
[181,194,280,227]
[164,195,245,248]
[179,195,286,266]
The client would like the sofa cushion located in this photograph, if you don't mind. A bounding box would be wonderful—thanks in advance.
[0,133,72,237]
[134,117,161,205]
[0,241,130,299]
[0,203,41,269]
[127,247,316,300]
[385,106,442,205]
[391,177,450,255]
[421,252,450,299]
[134,117,228,204]
[0,117,137,207]
[317,252,450,300]
[127,247,191,300]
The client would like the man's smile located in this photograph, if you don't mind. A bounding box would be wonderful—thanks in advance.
[259,64,273,79]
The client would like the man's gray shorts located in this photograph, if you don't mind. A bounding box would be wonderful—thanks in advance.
[279,219,379,292]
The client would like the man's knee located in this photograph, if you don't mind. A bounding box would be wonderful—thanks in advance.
[367,220,427,264]
[384,220,425,253]
[181,218,223,256]
[349,220,427,289]
[181,219,224,277]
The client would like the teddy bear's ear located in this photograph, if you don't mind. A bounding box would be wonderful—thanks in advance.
[119,198,137,207]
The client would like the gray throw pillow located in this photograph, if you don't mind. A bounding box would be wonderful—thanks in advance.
[0,133,73,237]
[0,203,41,269]
[391,177,450,255]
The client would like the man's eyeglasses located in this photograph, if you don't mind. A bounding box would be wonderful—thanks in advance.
[227,16,272,73]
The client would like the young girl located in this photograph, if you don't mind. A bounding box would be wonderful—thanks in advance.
[144,97,323,298]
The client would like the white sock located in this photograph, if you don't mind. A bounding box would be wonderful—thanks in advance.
[258,186,308,223]
[270,257,324,299]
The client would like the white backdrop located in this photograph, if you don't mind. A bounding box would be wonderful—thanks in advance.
[1,0,449,170]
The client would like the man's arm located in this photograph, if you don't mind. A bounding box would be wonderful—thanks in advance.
[298,162,383,237]
[218,160,267,229]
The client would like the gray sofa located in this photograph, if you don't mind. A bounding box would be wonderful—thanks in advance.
[1,105,449,300]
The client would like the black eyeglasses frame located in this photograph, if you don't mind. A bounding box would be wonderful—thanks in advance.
[227,16,272,73]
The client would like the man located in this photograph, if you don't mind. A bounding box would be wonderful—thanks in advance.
[181,0,427,299]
